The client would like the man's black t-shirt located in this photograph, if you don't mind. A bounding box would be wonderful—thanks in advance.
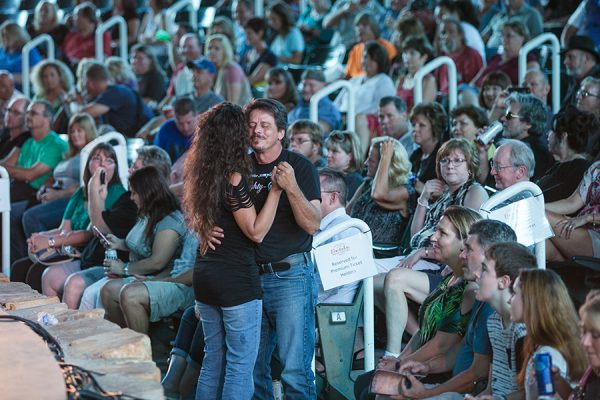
[250,150,320,263]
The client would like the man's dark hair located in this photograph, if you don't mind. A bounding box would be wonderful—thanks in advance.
[506,93,547,137]
[245,17,266,33]
[379,96,407,113]
[485,242,536,281]
[31,100,55,119]
[173,96,196,116]
[85,62,109,82]
[469,220,517,249]
[364,41,390,74]
[319,167,348,206]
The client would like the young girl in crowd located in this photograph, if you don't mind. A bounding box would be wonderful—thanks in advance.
[325,130,364,200]
[509,268,586,399]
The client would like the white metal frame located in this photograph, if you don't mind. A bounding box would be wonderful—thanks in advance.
[22,34,55,99]
[80,132,129,189]
[312,218,376,372]
[96,16,128,62]
[518,33,561,114]
[310,80,357,132]
[478,181,546,269]
[414,56,457,109]
[0,167,9,277]
[167,0,198,31]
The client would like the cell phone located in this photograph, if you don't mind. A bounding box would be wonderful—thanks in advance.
[100,170,106,185]
[92,225,111,247]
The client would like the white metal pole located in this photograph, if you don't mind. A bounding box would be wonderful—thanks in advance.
[310,79,357,132]
[518,33,561,114]
[22,34,55,99]
[0,167,10,277]
[414,56,457,109]
[167,0,198,31]
[95,16,128,62]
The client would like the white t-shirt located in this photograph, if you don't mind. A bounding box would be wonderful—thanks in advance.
[525,346,576,400]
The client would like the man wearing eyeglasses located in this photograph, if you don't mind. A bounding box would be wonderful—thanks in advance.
[576,76,600,117]
[562,35,600,107]
[0,97,29,160]
[499,93,555,181]
[489,139,535,191]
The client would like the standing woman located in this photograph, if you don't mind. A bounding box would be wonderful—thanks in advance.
[509,268,586,399]
[206,34,252,106]
[184,102,283,399]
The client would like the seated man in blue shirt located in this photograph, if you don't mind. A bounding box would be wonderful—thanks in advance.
[288,69,341,135]
[153,97,198,163]
[82,62,154,138]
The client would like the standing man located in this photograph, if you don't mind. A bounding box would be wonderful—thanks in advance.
[377,96,416,156]
[245,99,321,398]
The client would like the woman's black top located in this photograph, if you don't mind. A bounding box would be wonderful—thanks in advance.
[536,158,591,203]
[193,178,262,307]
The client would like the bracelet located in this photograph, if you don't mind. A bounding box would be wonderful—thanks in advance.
[417,197,430,209]
[123,262,130,276]
[48,236,56,248]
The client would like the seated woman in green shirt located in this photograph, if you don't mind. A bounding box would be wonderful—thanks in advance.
[10,143,126,295]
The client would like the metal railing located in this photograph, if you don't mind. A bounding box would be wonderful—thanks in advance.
[478,181,546,269]
[518,33,561,114]
[167,0,198,31]
[310,80,356,132]
[414,56,457,109]
[22,34,55,99]
[96,16,128,62]
[312,218,375,372]
[254,0,264,17]
[0,166,10,277]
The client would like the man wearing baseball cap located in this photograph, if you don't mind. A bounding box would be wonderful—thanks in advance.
[187,57,224,114]
[562,35,600,106]
[288,69,341,134]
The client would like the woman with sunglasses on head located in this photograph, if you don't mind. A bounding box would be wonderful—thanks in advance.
[325,130,365,200]
[348,136,414,247]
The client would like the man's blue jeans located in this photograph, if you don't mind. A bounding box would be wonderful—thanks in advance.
[195,299,262,400]
[253,254,317,399]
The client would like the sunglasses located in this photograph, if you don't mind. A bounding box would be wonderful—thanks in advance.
[504,111,523,120]
[578,89,600,99]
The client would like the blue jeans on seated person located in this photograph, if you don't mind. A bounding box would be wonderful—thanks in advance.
[195,299,262,400]
[22,197,70,238]
[172,305,205,368]
[253,254,317,400]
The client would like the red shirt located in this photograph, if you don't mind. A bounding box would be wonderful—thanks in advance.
[62,30,111,62]
[476,52,537,87]
[436,46,484,94]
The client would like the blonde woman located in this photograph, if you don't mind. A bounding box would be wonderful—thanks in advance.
[348,136,414,245]
[205,34,252,106]
[31,60,74,114]
[0,21,42,83]
[325,130,365,200]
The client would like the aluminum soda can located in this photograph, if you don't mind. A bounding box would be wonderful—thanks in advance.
[272,379,283,400]
[105,249,118,261]
[477,121,504,146]
[534,352,555,396]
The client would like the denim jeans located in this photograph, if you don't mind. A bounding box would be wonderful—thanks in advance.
[172,305,205,367]
[196,299,262,400]
[22,198,70,238]
[253,253,317,400]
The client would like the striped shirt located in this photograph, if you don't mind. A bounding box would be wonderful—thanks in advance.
[487,311,527,396]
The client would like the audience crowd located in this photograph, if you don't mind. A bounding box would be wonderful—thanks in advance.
[3,0,600,398]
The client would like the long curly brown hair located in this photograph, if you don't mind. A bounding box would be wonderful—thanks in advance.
[183,102,253,254]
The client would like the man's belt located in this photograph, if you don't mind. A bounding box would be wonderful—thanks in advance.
[258,253,307,275]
